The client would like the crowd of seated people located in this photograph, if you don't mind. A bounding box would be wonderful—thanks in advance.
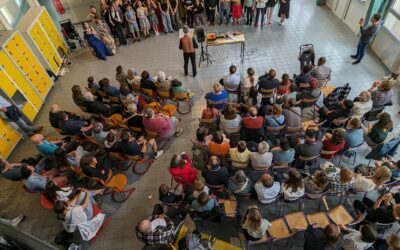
[133,61,400,249]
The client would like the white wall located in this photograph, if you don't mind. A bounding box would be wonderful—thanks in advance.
[326,0,337,9]
[343,0,370,34]
[371,28,400,69]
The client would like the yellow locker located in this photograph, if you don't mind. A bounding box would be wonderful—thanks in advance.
[0,118,21,158]
[39,10,68,54]
[22,103,37,122]
[0,70,17,97]
[29,24,59,73]
[0,138,12,158]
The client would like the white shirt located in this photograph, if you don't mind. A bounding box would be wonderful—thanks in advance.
[342,228,374,250]
[255,181,281,203]
[151,218,167,231]
[223,73,241,87]
[352,100,372,118]
[250,152,273,168]
[255,0,266,8]
[0,95,11,108]
[282,183,305,200]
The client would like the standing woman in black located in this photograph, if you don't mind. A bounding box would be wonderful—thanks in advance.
[265,0,276,26]
[278,0,289,25]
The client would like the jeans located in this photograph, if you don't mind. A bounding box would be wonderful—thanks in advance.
[161,13,173,33]
[219,8,230,24]
[194,13,205,27]
[245,6,253,24]
[355,41,368,61]
[254,7,265,25]
[15,117,34,134]
[76,191,96,219]
[114,22,127,45]
[171,11,181,30]
[207,8,216,24]
[183,52,196,76]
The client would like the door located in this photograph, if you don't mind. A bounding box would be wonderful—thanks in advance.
[343,0,370,34]
[333,0,350,19]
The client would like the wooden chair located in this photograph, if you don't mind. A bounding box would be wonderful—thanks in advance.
[258,190,281,217]
[341,189,368,207]
[130,83,141,93]
[97,90,109,102]
[127,155,154,175]
[306,212,330,228]
[298,83,310,92]
[198,117,218,134]
[218,197,237,218]
[320,149,339,164]
[108,96,122,104]
[326,205,355,225]
[101,114,125,128]
[271,162,291,175]
[300,96,319,119]
[285,126,303,138]
[205,183,225,196]
[293,154,320,172]
[223,126,241,146]
[157,89,172,101]
[128,125,144,134]
[86,87,98,96]
[259,88,276,103]
[329,117,350,128]
[266,125,285,138]
[210,99,226,112]
[284,211,308,232]
[173,92,192,114]
[224,83,240,104]
[337,141,366,167]
[301,120,326,132]
[318,79,329,88]
[141,88,154,98]
[266,217,296,249]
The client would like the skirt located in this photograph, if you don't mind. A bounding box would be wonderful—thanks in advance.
[232,4,242,19]
[278,1,290,18]
[266,0,277,7]
[139,17,151,30]
[148,13,159,26]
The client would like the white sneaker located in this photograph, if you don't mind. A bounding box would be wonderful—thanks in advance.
[11,215,25,227]
[155,31,160,36]
[154,150,164,159]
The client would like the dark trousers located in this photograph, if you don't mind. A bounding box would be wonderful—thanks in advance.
[208,9,216,24]
[255,7,265,25]
[355,41,368,61]
[245,6,253,24]
[183,52,196,76]
[186,11,194,28]
[114,22,127,45]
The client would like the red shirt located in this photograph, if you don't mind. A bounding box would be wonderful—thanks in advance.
[321,139,345,159]
[169,161,197,186]
[242,116,264,129]
[201,108,219,119]
[143,115,172,139]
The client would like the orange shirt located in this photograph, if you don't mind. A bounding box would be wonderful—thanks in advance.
[208,141,230,156]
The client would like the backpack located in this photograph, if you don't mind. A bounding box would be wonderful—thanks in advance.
[192,146,209,171]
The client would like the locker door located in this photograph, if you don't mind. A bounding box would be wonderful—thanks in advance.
[21,103,37,122]
[0,137,12,158]
[0,70,17,97]
[29,25,59,72]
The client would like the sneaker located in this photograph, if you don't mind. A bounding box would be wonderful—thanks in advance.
[11,215,25,227]
[352,60,361,65]
[350,55,358,59]
[175,127,184,137]
[155,31,160,36]
[154,150,164,159]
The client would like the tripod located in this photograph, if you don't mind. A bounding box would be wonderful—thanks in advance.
[199,42,212,67]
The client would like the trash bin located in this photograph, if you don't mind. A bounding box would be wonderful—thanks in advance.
[316,0,326,5]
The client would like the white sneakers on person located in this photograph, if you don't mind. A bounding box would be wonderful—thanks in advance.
[11,215,25,227]
[154,150,164,159]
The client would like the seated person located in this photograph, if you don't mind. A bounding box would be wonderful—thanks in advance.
[372,234,400,250]
[169,153,197,186]
[91,123,108,144]
[258,69,279,104]
[318,99,353,126]
[21,165,50,193]
[219,104,242,131]
[192,127,211,149]
[0,158,24,181]
[250,141,273,170]
[31,134,64,158]
[375,159,400,180]
[119,86,138,106]
[191,191,218,214]
[127,67,141,90]
[100,78,119,97]
[158,183,183,204]
[155,71,171,92]
[305,171,329,194]
[352,165,392,192]
[208,132,230,157]
[328,168,354,194]
[271,138,295,164]
[321,128,346,159]
[79,155,111,181]
[296,78,321,106]
[340,224,377,250]
[140,70,156,91]
[282,168,305,200]
[241,206,271,241]
[294,129,323,167]
[254,173,281,204]
[277,73,292,95]
[125,103,144,128]
[242,107,265,142]
[143,109,183,139]
[136,214,175,246]
[205,83,228,111]
[71,85,86,106]
[295,64,313,86]
[282,97,301,128]
[344,117,364,150]
[192,180,209,198]
[104,131,121,152]
[354,193,400,224]
[49,104,81,129]
[171,79,193,99]
[87,76,99,89]
[227,170,253,196]
[281,84,298,104]
[201,100,219,119]
[202,156,229,186]
[58,112,93,136]
[364,112,393,147]
[351,91,372,118]
[265,104,285,127]
[310,57,331,81]
[221,65,240,102]
[304,224,343,250]
[119,130,163,159]
[368,79,394,112]
[229,141,251,169]
[115,65,129,87]
[82,92,121,116]
[241,67,257,100]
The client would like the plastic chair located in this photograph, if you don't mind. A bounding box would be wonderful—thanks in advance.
[293,154,320,172]
[198,117,218,134]
[266,125,285,138]
[305,189,330,211]
[278,195,304,217]
[337,141,366,167]
[259,88,276,103]
[173,92,193,114]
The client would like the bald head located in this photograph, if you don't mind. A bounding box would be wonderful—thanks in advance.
[249,107,258,117]
[138,219,151,233]
[31,134,44,144]
[50,104,61,113]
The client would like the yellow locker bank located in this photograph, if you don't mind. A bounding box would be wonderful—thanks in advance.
[0,31,52,122]
[16,6,68,75]
[0,117,22,159]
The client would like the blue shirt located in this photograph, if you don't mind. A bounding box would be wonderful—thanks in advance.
[205,90,228,111]
[60,119,87,135]
[345,128,364,148]
[37,140,59,158]
[104,85,119,97]
[265,115,285,127]
[271,148,295,163]
[191,198,217,212]
[23,173,46,192]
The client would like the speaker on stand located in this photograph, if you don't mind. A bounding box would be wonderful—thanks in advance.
[196,27,212,67]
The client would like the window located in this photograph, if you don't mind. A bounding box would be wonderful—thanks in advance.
[0,6,14,26]
[384,0,400,40]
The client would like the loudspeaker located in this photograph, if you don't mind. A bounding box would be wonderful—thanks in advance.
[196,28,206,43]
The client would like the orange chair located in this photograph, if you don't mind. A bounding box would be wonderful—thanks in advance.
[173,92,192,114]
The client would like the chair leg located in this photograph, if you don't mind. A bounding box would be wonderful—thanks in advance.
[352,152,357,165]
[338,154,343,168]
[322,196,329,211]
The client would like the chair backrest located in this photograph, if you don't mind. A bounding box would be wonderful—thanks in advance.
[131,83,141,92]
[129,126,144,133]
[86,87,98,95]
[145,128,158,137]
[97,90,108,97]
[320,149,338,156]
[272,162,290,169]
[157,89,172,99]
[173,92,190,101]
[318,79,328,88]
[199,117,218,124]
[260,88,275,98]
[142,88,154,97]
[223,126,241,134]
[299,83,310,90]
[301,96,318,104]
[331,117,349,126]
[109,96,122,104]
[286,126,302,134]
[205,183,225,190]
[224,83,239,93]
[306,189,331,199]
[348,141,366,152]
[252,164,270,171]
[266,125,285,134]
[299,154,320,161]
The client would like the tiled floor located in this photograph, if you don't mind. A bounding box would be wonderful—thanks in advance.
[1,0,399,249]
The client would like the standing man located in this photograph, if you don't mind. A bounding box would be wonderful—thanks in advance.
[351,13,381,65]
[179,25,198,77]
[108,1,128,46]
[219,0,231,25]
[0,95,42,137]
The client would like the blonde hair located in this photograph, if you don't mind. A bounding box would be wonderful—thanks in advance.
[372,166,392,187]
[380,80,394,92]
[340,168,353,184]
[242,207,262,232]
[271,104,282,116]
[213,83,222,92]
[388,234,400,250]
[359,91,371,102]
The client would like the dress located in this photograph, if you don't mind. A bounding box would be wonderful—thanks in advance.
[266,0,277,7]
[231,2,242,19]
[137,7,151,30]
[278,0,290,18]
[84,32,112,60]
